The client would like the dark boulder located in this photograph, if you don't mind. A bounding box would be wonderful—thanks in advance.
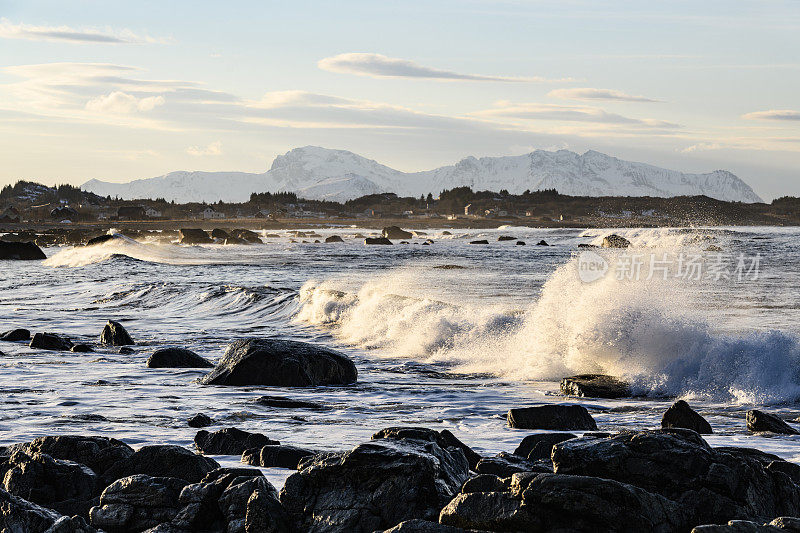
[211,229,230,240]
[507,404,598,431]
[70,344,94,353]
[146,348,213,369]
[440,472,689,533]
[86,234,117,246]
[474,452,549,477]
[461,474,506,494]
[244,488,294,533]
[516,241,525,245]
[0,241,47,260]
[371,427,482,471]
[218,475,287,533]
[18,435,134,476]
[561,374,631,398]
[0,487,67,532]
[100,320,134,346]
[551,428,800,525]
[280,437,470,532]
[230,229,263,243]
[497,236,516,241]
[3,450,98,517]
[365,237,393,245]
[187,414,214,428]
[241,445,315,469]
[325,235,344,243]
[253,395,325,409]
[103,445,220,485]
[30,333,73,351]
[536,240,549,246]
[178,229,213,244]
[382,519,470,532]
[89,475,188,532]
[662,400,713,434]
[513,432,577,460]
[747,410,798,434]
[468,240,488,245]
[194,428,278,456]
[200,338,357,387]
[382,226,413,240]
[118,347,135,355]
[1,328,31,341]
[602,234,631,248]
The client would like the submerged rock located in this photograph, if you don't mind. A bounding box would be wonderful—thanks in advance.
[100,320,134,346]
[325,235,344,243]
[200,338,357,387]
[187,413,214,428]
[468,240,489,245]
[230,229,263,243]
[382,226,413,240]
[103,445,220,485]
[70,344,94,353]
[241,445,315,469]
[118,347,135,355]
[662,400,713,434]
[746,410,798,434]
[280,436,470,532]
[560,374,631,399]
[507,404,598,431]
[178,229,213,244]
[365,237,393,245]
[146,348,213,368]
[513,432,578,460]
[516,241,526,245]
[89,474,188,532]
[253,395,325,409]
[536,240,549,246]
[30,332,73,351]
[1,328,31,341]
[602,234,631,248]
[0,241,47,260]
[497,236,516,241]
[194,428,278,456]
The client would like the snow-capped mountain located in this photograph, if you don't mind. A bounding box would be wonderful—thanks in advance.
[82,146,763,203]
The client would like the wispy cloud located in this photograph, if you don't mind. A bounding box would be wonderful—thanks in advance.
[473,102,680,128]
[548,87,662,103]
[0,18,169,44]
[187,141,223,156]
[742,109,800,121]
[85,91,165,114]
[318,52,567,82]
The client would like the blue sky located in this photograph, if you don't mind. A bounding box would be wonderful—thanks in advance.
[0,0,798,199]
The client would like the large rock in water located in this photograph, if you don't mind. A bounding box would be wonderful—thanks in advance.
[146,347,213,368]
[551,428,800,525]
[200,338,357,387]
[507,404,598,430]
[17,435,134,478]
[365,237,393,245]
[30,332,73,351]
[89,474,189,532]
[280,436,470,532]
[194,428,278,455]
[3,450,98,517]
[242,445,316,470]
[0,241,47,260]
[746,410,799,434]
[382,226,413,240]
[602,234,631,248]
[371,427,482,470]
[662,400,713,434]
[178,229,213,244]
[439,471,689,533]
[100,320,134,346]
[561,374,631,398]
[1,328,31,341]
[102,445,220,485]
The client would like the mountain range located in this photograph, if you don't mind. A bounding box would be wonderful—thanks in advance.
[82,146,763,203]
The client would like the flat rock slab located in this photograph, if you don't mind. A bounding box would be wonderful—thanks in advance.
[560,374,631,399]
[507,405,598,431]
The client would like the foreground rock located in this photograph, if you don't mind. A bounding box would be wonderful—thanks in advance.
[551,428,800,525]
[30,332,73,351]
[561,374,631,398]
[692,517,800,532]
[178,229,213,244]
[513,432,577,460]
[89,474,188,532]
[187,413,214,428]
[194,428,278,456]
[365,237,393,245]
[102,445,220,485]
[100,320,134,346]
[662,400,713,434]
[383,226,413,240]
[17,435,134,477]
[242,445,315,469]
[602,234,632,248]
[1,328,31,341]
[146,347,213,368]
[0,487,95,533]
[507,404,598,431]
[440,472,688,532]
[0,241,47,260]
[474,452,548,477]
[200,338,357,387]
[280,434,470,532]
[372,427,482,470]
[747,410,799,434]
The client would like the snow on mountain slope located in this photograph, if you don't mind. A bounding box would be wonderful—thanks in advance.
[82,146,763,203]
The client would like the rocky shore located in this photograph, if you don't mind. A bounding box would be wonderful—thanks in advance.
[3,318,800,532]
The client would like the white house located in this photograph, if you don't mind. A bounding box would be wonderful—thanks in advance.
[201,207,225,219]
[145,207,162,218]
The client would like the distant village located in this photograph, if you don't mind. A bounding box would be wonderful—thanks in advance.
[1,180,799,228]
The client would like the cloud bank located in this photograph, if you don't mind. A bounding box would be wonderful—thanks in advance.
[548,87,661,103]
[0,18,167,44]
[742,109,800,121]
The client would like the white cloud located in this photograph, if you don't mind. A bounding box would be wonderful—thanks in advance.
[680,142,724,153]
[0,18,168,44]
[742,109,800,121]
[187,141,223,156]
[85,92,165,114]
[318,52,567,82]
[548,87,661,103]
[473,102,680,128]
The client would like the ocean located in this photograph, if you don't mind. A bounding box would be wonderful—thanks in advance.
[3,225,800,487]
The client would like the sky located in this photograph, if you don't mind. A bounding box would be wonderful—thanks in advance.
[0,0,798,200]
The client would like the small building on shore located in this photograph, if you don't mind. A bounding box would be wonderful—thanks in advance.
[201,206,225,219]
[144,207,162,219]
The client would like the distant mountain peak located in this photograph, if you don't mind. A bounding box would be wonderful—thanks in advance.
[82,146,763,203]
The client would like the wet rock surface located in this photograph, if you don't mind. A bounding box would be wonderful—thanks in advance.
[241,444,315,469]
[100,320,134,346]
[194,427,278,456]
[747,410,799,434]
[0,240,47,260]
[102,445,220,485]
[662,400,713,434]
[507,404,598,430]
[146,347,213,368]
[30,332,74,351]
[561,374,632,398]
[1,328,31,341]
